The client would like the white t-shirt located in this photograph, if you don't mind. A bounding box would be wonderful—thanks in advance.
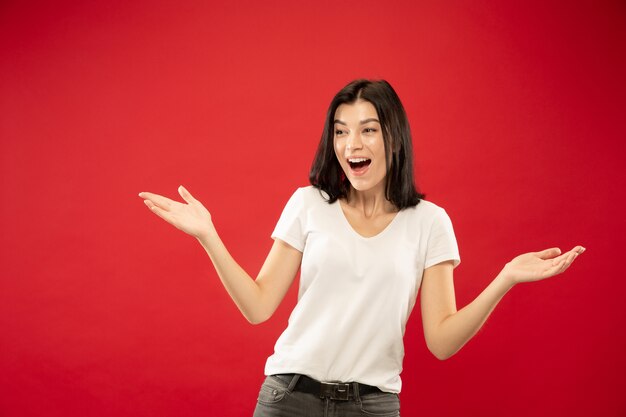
[265,186,461,393]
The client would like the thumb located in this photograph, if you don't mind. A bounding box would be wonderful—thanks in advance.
[178,185,196,204]
[535,247,561,259]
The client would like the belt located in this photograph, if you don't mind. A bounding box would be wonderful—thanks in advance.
[284,374,382,401]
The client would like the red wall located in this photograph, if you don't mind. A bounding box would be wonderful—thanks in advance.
[1,1,625,416]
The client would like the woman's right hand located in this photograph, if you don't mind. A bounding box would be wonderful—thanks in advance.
[139,185,213,240]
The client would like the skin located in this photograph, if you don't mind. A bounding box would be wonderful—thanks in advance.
[333,100,397,237]
[138,100,585,359]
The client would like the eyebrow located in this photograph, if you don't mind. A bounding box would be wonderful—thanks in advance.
[334,118,381,126]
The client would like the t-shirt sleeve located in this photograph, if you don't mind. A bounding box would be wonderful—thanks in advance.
[424,208,461,269]
[271,188,307,252]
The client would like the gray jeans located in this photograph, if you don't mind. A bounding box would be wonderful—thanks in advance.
[252,374,401,417]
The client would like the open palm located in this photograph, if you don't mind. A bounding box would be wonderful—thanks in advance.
[139,186,212,239]
[503,246,585,284]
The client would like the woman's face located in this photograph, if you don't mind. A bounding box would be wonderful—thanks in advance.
[333,99,387,195]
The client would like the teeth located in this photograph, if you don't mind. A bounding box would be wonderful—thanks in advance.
[348,158,369,163]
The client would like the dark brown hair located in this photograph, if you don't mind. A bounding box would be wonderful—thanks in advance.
[309,79,424,209]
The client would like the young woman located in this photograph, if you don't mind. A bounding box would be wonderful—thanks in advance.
[138,79,585,417]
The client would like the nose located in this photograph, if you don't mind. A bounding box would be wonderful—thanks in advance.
[346,131,363,152]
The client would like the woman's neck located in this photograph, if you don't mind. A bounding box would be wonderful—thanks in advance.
[345,186,397,218]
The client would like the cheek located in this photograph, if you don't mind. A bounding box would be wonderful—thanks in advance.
[365,136,385,156]
[334,138,344,158]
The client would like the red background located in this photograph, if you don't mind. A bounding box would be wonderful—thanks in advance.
[1,1,625,416]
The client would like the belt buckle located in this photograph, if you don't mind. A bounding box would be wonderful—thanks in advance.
[320,382,351,401]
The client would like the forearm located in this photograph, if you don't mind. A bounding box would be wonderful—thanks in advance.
[431,272,515,359]
[139,186,302,324]
[196,225,265,324]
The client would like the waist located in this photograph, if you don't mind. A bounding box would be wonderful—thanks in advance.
[277,373,383,401]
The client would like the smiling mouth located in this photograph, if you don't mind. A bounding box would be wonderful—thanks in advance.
[348,158,371,170]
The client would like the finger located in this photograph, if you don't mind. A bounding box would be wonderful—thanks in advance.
[541,261,565,279]
[552,251,571,266]
[144,200,175,223]
[562,246,585,257]
[548,256,572,277]
[558,257,574,274]
[551,245,587,266]
[552,251,578,265]
[178,185,196,204]
[555,250,580,273]
[565,250,581,267]
[536,247,561,260]
[139,192,176,211]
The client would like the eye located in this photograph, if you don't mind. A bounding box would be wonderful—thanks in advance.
[363,127,377,133]
[335,129,346,136]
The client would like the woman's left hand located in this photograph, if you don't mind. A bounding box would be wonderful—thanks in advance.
[501,246,586,285]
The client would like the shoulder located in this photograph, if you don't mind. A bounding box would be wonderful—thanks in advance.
[403,199,448,219]
[292,185,331,205]
[400,199,454,231]
[278,186,330,217]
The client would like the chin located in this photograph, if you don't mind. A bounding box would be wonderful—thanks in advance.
[347,178,384,194]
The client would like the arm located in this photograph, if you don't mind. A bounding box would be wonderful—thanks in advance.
[420,246,585,360]
[139,186,302,324]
